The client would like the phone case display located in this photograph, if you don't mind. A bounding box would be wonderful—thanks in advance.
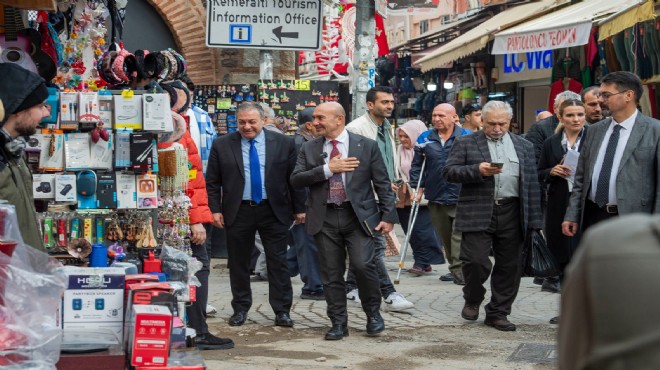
[192,84,256,135]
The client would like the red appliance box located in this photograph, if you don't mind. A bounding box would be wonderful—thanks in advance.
[129,304,172,367]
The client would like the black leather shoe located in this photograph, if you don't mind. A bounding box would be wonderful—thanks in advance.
[300,291,325,300]
[366,313,385,336]
[549,316,560,324]
[439,273,455,282]
[195,333,235,350]
[228,311,247,326]
[484,317,516,331]
[274,312,294,327]
[541,277,560,293]
[324,324,349,340]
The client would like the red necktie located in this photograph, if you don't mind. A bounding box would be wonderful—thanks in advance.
[328,140,347,205]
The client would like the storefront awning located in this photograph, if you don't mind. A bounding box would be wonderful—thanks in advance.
[416,0,567,72]
[598,0,656,41]
[492,0,645,55]
[0,0,56,11]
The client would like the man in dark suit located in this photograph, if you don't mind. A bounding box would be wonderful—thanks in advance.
[206,102,305,328]
[290,102,398,340]
[563,71,660,237]
[443,100,543,332]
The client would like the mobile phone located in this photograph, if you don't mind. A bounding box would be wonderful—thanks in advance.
[490,162,504,168]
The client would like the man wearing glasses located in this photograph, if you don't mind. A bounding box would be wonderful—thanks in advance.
[563,71,660,237]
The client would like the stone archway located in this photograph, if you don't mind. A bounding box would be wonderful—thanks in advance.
[146,0,220,84]
[145,0,296,84]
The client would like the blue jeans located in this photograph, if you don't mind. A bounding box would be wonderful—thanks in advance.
[287,223,323,294]
[345,233,396,298]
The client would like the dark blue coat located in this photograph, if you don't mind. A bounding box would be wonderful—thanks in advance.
[409,125,471,205]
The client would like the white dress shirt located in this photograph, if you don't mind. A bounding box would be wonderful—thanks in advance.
[590,110,637,205]
[322,129,349,186]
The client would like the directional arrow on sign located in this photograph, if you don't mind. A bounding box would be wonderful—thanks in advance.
[272,26,299,43]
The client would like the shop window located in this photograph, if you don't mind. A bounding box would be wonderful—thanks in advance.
[419,20,429,34]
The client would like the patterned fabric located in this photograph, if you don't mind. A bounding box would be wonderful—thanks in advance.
[594,124,622,207]
[250,139,263,203]
[190,105,217,175]
[443,131,543,233]
[327,140,347,205]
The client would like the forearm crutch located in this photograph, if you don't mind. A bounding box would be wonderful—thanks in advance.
[394,156,426,284]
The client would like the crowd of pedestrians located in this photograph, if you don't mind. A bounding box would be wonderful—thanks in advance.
[200,71,659,370]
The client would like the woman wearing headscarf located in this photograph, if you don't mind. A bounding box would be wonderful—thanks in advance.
[395,120,445,275]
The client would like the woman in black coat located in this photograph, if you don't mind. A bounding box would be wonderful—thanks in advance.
[538,99,588,296]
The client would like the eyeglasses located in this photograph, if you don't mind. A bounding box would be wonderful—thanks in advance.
[598,90,629,100]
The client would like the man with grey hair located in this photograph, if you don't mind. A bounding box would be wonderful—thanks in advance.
[527,90,582,161]
[443,100,543,332]
[260,103,283,133]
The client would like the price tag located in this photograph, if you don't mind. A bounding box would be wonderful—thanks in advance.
[294,80,311,91]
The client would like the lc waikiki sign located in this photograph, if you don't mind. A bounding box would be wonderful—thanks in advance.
[494,50,553,83]
[492,21,592,54]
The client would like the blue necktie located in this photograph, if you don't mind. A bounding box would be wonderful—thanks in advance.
[594,124,622,207]
[249,139,262,203]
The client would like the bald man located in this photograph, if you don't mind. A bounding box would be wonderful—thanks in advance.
[536,111,553,122]
[291,102,398,340]
[411,103,472,285]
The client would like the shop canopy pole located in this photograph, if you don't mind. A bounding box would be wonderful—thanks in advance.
[351,0,376,121]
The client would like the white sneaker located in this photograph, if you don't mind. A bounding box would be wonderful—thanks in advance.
[206,304,217,317]
[382,292,414,312]
[346,289,361,305]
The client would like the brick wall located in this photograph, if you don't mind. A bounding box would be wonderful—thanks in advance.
[146,0,296,85]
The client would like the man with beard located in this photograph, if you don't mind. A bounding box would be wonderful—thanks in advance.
[344,86,414,313]
[581,86,604,124]
[0,64,50,250]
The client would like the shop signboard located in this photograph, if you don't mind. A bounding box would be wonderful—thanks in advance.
[494,50,553,84]
[492,21,592,54]
[206,0,322,50]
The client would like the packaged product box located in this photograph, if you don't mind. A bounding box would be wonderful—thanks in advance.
[61,266,126,339]
[129,304,172,367]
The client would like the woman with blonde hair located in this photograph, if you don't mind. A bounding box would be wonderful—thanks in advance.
[537,99,588,324]
[395,120,445,275]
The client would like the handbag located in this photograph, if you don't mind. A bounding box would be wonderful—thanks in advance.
[521,229,559,278]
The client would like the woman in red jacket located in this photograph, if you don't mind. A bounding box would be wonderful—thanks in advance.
[159,80,233,350]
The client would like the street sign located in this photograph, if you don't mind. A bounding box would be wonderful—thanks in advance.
[206,0,323,51]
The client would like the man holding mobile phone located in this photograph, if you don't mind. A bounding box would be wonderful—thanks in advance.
[443,101,542,332]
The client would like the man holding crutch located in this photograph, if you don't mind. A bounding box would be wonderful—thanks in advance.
[409,103,472,285]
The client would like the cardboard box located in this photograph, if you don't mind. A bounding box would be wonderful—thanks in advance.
[129,305,172,367]
[116,172,137,209]
[55,174,77,202]
[137,173,158,209]
[61,267,126,339]
[143,94,172,132]
[114,94,143,130]
[96,172,117,209]
[130,132,155,172]
[33,173,56,199]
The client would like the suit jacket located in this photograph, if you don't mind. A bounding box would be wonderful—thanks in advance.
[290,131,398,235]
[564,113,660,225]
[526,115,560,162]
[538,128,588,261]
[442,131,543,233]
[205,130,305,227]
[559,214,660,370]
